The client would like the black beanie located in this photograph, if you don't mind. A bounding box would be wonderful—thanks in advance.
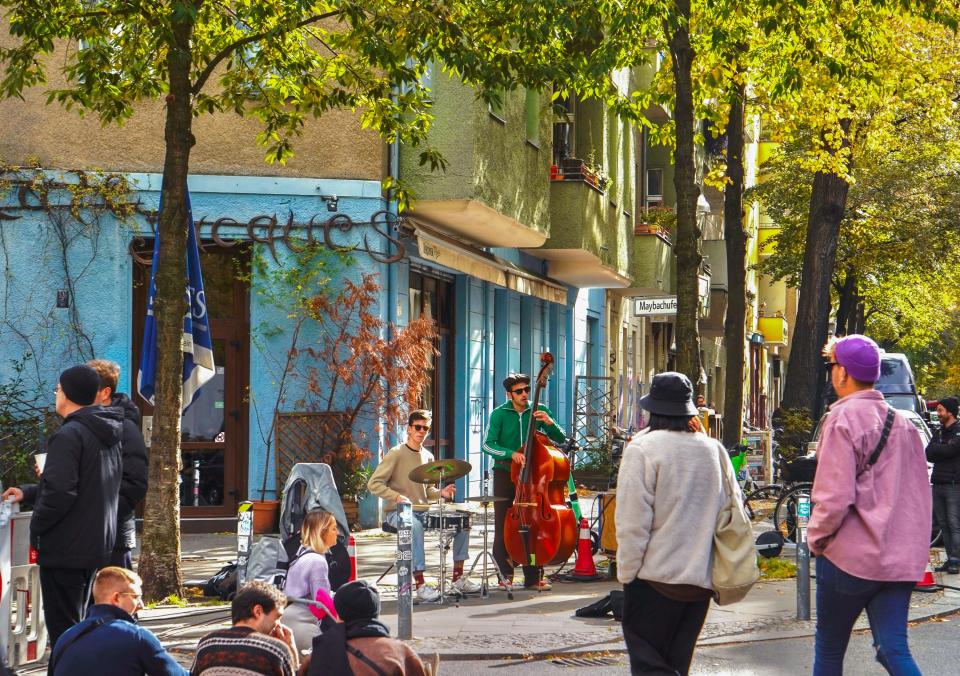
[939,396,960,419]
[59,365,101,406]
[333,580,380,622]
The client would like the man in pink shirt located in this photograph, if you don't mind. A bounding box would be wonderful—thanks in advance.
[808,334,931,676]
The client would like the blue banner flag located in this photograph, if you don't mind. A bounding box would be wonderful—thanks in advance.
[137,187,216,412]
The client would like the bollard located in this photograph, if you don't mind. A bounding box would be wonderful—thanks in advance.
[796,492,811,621]
[396,501,413,640]
[193,459,201,507]
[236,501,254,587]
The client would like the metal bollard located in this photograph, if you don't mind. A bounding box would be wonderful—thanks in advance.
[193,459,201,507]
[396,501,413,640]
[236,501,254,587]
[796,493,811,620]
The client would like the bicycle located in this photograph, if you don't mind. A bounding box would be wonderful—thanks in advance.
[742,451,814,539]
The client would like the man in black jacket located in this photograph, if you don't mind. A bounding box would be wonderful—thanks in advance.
[1,364,123,646]
[88,359,149,570]
[927,396,960,574]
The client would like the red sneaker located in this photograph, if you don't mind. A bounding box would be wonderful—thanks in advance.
[524,580,552,591]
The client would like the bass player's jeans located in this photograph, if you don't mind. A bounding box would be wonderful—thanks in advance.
[814,555,920,676]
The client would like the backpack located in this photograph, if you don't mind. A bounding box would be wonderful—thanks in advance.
[203,562,239,600]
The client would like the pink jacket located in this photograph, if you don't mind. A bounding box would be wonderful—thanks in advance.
[808,389,931,581]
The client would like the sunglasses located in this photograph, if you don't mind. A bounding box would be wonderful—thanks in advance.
[411,424,431,432]
[511,386,531,395]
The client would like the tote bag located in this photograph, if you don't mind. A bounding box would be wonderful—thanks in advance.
[711,445,760,605]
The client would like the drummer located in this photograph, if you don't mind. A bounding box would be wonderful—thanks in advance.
[367,410,481,601]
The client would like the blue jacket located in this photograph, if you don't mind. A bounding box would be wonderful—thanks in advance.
[51,605,187,676]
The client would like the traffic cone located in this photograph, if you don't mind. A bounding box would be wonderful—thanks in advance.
[915,562,939,592]
[567,518,603,581]
[347,535,358,582]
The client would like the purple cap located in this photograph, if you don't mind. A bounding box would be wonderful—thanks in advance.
[833,334,881,383]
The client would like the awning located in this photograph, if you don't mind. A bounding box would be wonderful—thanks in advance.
[412,223,567,305]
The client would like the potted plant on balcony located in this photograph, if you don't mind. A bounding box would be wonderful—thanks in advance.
[635,205,676,242]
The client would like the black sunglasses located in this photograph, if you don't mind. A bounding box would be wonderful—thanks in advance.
[411,424,431,432]
[511,386,531,395]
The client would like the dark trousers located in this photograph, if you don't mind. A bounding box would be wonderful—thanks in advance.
[621,579,709,675]
[108,548,134,570]
[932,484,960,563]
[492,469,540,586]
[814,555,919,676]
[39,566,96,648]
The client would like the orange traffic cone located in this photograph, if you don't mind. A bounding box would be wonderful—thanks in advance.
[915,562,938,592]
[567,518,603,581]
[347,535,358,583]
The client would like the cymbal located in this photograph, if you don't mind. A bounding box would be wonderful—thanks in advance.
[466,495,508,503]
[408,458,472,484]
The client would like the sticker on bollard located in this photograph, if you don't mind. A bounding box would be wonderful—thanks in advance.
[237,501,254,587]
[396,502,413,640]
[798,496,811,519]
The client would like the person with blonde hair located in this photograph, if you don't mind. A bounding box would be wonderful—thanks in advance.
[282,509,339,651]
[50,566,187,675]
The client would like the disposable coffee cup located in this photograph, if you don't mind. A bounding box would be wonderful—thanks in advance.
[35,453,47,474]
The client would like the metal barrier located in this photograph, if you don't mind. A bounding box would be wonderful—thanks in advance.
[1,508,47,667]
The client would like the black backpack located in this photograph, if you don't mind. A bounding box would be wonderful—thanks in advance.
[203,562,239,600]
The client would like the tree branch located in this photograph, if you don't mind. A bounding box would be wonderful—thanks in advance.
[191,11,342,95]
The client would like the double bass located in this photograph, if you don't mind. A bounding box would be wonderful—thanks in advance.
[503,352,577,569]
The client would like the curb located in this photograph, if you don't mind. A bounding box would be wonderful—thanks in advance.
[420,590,960,661]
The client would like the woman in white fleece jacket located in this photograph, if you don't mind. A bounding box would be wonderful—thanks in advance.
[615,372,733,676]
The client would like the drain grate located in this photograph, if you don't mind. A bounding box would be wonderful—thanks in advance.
[550,655,623,667]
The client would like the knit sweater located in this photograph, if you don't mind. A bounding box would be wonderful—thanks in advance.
[614,429,733,590]
[367,443,442,513]
[190,626,296,676]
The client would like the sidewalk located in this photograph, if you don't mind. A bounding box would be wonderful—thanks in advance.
[156,528,960,662]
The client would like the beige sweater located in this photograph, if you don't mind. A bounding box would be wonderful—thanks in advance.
[367,443,442,512]
[614,429,735,590]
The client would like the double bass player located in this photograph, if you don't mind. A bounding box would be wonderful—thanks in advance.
[482,373,567,591]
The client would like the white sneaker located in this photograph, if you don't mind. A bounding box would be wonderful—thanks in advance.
[416,583,441,602]
[451,576,482,594]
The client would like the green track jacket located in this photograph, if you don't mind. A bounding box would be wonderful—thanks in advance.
[482,400,567,471]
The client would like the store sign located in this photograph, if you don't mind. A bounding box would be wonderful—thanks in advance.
[634,296,678,316]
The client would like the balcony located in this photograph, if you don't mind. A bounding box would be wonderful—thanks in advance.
[700,240,728,337]
[399,77,551,248]
[758,315,789,346]
[526,178,632,288]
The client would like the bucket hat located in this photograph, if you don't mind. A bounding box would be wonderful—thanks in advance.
[639,372,699,417]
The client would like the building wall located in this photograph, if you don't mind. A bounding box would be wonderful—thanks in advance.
[0,35,384,180]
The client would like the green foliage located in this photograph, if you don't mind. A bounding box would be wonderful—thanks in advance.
[0,354,47,490]
[772,407,814,465]
[758,556,796,580]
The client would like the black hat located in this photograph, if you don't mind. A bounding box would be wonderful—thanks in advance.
[639,372,699,417]
[333,580,380,622]
[939,396,959,419]
[503,373,531,391]
[59,365,101,406]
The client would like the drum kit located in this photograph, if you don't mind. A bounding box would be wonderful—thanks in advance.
[407,458,508,601]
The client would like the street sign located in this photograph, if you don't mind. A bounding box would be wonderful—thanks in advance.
[633,297,677,316]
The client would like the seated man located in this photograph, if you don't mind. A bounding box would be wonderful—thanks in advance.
[191,581,299,676]
[50,567,187,676]
[367,410,480,601]
[307,580,435,676]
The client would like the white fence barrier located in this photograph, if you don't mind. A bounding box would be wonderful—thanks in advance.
[1,508,47,667]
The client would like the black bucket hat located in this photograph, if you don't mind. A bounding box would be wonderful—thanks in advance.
[639,372,699,417]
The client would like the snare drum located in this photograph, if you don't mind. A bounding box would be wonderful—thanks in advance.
[424,508,472,531]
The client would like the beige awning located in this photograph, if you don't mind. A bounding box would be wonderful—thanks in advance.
[413,224,567,305]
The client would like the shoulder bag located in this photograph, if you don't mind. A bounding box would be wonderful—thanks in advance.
[711,443,760,605]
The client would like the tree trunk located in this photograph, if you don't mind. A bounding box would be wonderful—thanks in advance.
[722,81,746,448]
[137,14,196,602]
[667,0,702,385]
[834,267,857,336]
[780,121,852,416]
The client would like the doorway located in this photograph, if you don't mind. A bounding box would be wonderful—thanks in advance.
[409,265,455,460]
[132,243,250,519]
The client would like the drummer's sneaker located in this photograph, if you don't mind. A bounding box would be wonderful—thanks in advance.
[524,579,552,591]
[416,583,441,602]
[451,576,482,594]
